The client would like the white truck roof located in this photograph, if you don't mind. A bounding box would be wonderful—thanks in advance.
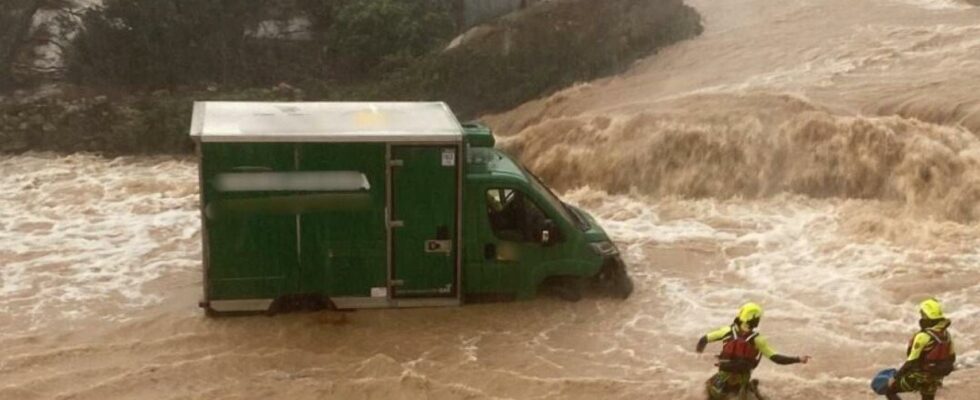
[189,101,463,143]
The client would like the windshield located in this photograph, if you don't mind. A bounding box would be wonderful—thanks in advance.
[518,164,590,231]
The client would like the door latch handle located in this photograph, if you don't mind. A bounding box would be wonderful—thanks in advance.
[389,220,404,228]
[390,279,405,287]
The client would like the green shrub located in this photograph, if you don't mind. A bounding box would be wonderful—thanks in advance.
[4,0,706,155]
[65,0,455,88]
[68,0,259,87]
[389,0,704,118]
[326,0,454,77]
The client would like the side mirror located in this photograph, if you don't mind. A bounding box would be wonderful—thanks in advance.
[540,219,556,246]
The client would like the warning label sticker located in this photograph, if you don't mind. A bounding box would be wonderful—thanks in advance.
[442,149,456,167]
[425,240,452,253]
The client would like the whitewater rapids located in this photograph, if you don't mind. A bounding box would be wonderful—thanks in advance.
[2,0,980,399]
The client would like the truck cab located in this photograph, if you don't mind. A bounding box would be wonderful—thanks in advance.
[190,102,630,315]
[461,123,631,301]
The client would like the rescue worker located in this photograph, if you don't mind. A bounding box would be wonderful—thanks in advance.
[885,298,956,400]
[695,302,811,399]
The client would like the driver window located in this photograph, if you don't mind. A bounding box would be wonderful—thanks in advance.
[486,188,550,243]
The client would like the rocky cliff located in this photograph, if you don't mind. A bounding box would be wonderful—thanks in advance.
[0,0,702,155]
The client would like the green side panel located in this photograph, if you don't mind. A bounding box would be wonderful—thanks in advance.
[201,143,298,300]
[297,143,387,297]
[391,146,458,297]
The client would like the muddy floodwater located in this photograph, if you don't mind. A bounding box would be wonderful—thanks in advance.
[3,0,980,399]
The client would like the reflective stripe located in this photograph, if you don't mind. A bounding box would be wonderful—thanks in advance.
[925,330,944,344]
[215,171,370,192]
[728,324,759,342]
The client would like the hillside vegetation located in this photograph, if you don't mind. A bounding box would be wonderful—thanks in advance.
[0,0,702,155]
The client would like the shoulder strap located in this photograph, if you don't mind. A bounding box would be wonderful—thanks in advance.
[730,325,759,342]
[924,329,944,344]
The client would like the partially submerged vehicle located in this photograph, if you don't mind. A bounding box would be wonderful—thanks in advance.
[189,102,632,315]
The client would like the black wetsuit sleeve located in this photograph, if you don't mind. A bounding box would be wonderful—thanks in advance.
[769,354,802,365]
[696,336,708,353]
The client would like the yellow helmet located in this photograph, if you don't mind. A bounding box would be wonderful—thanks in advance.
[738,302,763,324]
[919,298,945,320]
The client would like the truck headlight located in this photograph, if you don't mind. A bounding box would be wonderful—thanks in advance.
[590,241,619,256]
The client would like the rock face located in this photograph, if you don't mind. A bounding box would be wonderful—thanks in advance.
[0,0,41,89]
[0,0,703,155]
[0,1,102,87]
[4,0,315,86]
[431,0,704,116]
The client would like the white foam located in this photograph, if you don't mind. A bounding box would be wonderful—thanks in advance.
[890,0,972,11]
[0,153,200,331]
[566,190,980,348]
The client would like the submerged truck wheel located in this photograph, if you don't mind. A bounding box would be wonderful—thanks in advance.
[614,272,634,299]
[594,257,633,299]
[556,277,585,302]
[542,276,585,302]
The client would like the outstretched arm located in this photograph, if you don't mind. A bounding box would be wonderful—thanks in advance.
[696,336,709,353]
[770,354,809,365]
[755,336,811,365]
[696,326,733,353]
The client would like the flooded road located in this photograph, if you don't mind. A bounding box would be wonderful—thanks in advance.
[3,0,980,399]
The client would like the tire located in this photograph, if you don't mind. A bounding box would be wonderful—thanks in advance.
[550,276,584,302]
[614,273,634,299]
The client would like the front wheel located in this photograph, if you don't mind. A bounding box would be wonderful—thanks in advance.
[594,257,633,299]
[543,276,585,302]
[613,272,633,299]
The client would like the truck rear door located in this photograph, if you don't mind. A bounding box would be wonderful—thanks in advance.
[389,145,459,298]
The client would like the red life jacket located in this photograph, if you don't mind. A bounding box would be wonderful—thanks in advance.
[910,330,954,376]
[718,325,762,373]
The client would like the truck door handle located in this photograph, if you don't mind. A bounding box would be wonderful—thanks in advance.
[484,244,496,260]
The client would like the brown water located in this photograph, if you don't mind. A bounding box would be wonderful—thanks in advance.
[2,0,980,399]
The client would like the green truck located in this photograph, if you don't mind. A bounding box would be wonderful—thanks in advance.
[190,102,632,315]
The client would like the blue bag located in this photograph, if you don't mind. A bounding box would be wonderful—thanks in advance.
[871,368,897,395]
